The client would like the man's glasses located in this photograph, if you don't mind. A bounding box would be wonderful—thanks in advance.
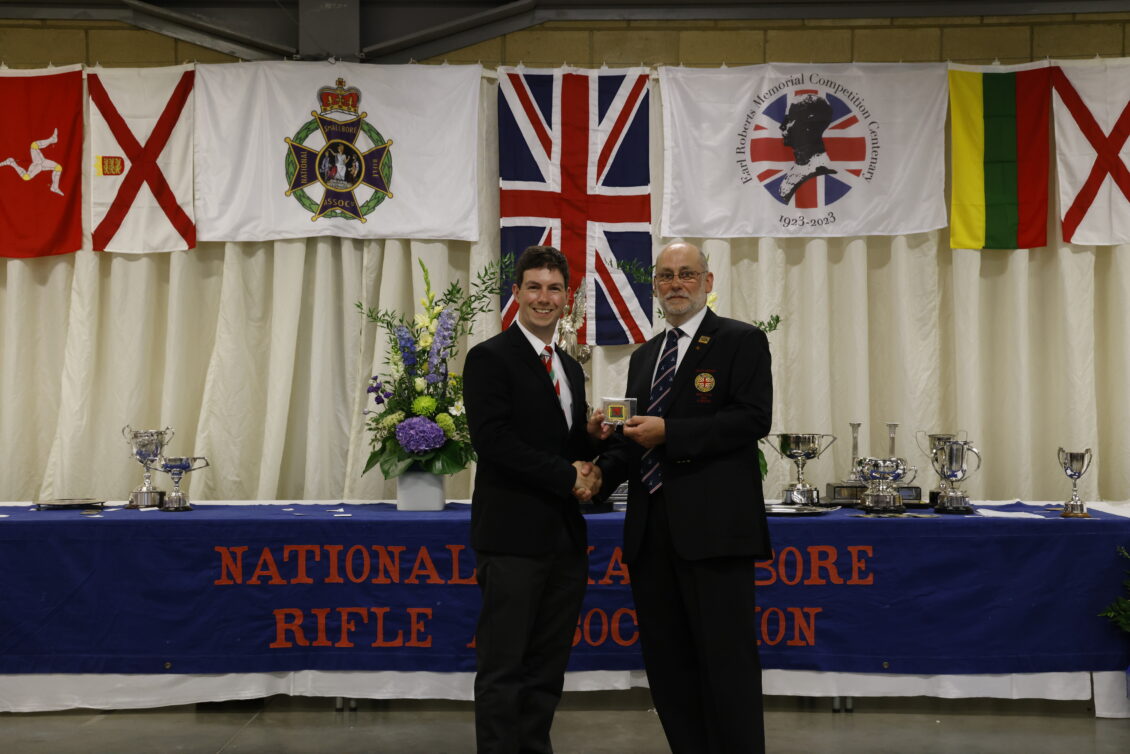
[654,270,704,284]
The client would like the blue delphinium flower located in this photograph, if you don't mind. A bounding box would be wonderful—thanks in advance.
[396,325,417,374]
[427,308,456,379]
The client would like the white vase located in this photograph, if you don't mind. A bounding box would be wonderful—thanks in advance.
[396,471,446,511]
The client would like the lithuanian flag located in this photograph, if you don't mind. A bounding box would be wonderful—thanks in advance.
[948,62,1052,250]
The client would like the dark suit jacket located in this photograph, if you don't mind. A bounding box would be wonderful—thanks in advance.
[464,324,592,556]
[598,308,773,562]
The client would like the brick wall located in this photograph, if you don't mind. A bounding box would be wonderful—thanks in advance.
[0,12,1127,69]
[0,19,237,67]
[433,13,1130,68]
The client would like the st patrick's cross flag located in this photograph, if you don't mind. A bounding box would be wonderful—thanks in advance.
[1051,58,1130,246]
[88,64,196,252]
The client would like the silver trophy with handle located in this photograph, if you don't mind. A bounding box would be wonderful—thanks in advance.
[123,425,174,509]
[763,433,836,506]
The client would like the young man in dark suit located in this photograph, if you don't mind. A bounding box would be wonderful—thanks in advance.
[463,245,601,754]
[594,241,773,754]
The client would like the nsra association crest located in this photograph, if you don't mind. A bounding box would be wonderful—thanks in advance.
[284,78,393,222]
[736,77,878,210]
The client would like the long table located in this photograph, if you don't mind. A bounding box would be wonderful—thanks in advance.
[1,500,1128,714]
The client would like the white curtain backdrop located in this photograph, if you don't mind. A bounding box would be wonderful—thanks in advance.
[0,73,1126,504]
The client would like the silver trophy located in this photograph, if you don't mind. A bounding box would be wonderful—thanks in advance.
[827,421,868,504]
[917,431,961,505]
[857,456,918,514]
[122,425,174,509]
[1057,447,1093,518]
[155,456,210,512]
[764,433,836,505]
[931,440,981,514]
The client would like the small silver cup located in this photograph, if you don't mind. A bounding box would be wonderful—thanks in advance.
[156,456,210,512]
[1057,447,1093,518]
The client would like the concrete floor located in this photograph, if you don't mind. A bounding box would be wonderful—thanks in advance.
[1,691,1127,753]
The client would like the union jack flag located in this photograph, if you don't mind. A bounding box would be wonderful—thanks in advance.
[498,66,653,345]
[748,88,869,210]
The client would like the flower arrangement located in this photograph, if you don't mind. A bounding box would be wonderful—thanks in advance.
[360,259,497,479]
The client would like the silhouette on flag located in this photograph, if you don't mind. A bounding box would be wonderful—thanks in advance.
[498,67,653,345]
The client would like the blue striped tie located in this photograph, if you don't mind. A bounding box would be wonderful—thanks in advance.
[640,328,682,494]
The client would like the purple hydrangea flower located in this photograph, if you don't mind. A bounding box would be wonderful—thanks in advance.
[395,416,446,454]
[396,325,417,374]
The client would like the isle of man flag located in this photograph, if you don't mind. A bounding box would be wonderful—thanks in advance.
[0,66,83,258]
[1051,58,1130,245]
[88,64,196,252]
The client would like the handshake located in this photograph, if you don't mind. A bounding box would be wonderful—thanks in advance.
[572,460,602,502]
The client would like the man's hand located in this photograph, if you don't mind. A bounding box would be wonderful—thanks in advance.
[572,460,603,501]
[623,415,665,449]
[587,409,615,442]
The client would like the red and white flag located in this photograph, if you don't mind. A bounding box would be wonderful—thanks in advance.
[0,66,83,258]
[1051,58,1130,245]
[88,64,196,253]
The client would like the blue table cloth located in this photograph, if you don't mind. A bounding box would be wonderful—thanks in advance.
[0,502,1126,676]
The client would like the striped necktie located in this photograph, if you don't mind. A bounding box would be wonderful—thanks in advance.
[640,328,682,493]
[541,345,560,396]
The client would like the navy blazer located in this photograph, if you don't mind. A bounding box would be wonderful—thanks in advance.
[464,324,592,556]
[598,308,773,562]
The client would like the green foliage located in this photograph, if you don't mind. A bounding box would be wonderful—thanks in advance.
[753,314,781,334]
[1098,546,1130,634]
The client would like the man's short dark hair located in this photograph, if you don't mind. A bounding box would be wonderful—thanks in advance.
[514,245,569,289]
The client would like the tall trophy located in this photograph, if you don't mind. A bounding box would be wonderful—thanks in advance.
[827,421,868,505]
[764,433,836,505]
[122,425,174,509]
[917,431,959,505]
[931,440,981,514]
[1057,447,1093,518]
[155,456,209,512]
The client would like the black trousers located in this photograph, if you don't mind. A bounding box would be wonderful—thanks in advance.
[629,492,766,754]
[473,529,588,754]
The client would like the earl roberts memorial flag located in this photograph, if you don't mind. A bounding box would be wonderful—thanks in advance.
[1051,57,1130,246]
[194,61,480,242]
[0,66,83,258]
[661,63,948,238]
[88,64,196,253]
